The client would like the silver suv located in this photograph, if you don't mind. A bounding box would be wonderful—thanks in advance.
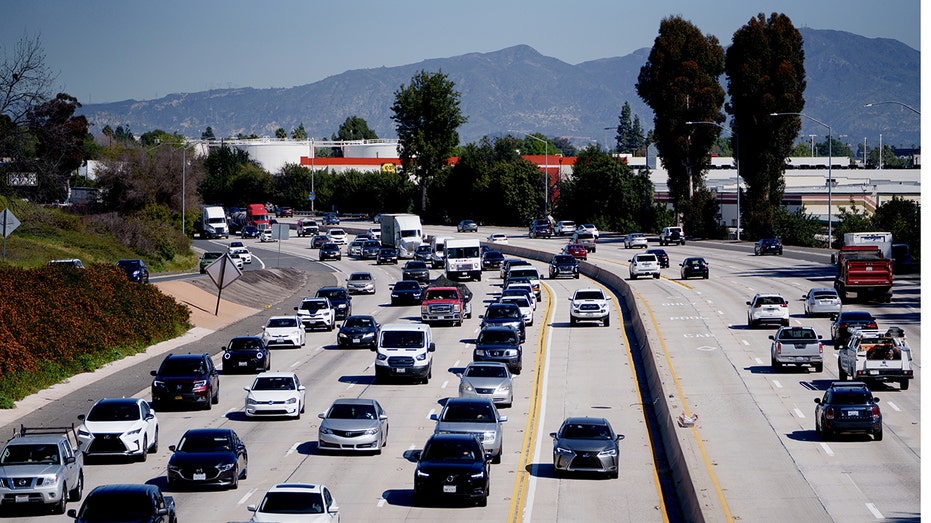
[747,293,790,328]
[430,397,507,463]
[569,288,610,327]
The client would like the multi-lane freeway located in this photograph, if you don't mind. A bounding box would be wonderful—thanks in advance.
[2,220,920,522]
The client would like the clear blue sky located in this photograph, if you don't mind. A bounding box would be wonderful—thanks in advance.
[1,0,922,104]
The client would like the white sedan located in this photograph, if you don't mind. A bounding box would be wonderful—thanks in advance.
[576,224,600,238]
[326,228,348,244]
[487,233,509,244]
[244,371,307,419]
[229,246,252,264]
[77,397,159,461]
[248,483,339,522]
[261,315,306,348]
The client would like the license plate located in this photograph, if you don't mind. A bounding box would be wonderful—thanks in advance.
[866,266,873,271]
[238,361,248,366]
[15,495,28,503]
[174,395,183,400]
[395,368,406,373]
[193,473,206,481]
[869,370,879,375]
[845,410,860,417]
[353,338,360,343]
[443,485,456,493]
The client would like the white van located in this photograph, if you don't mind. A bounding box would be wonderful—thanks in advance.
[372,323,435,384]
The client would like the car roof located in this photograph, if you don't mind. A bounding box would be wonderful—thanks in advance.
[562,416,610,426]
[330,398,378,407]
[465,361,509,368]
[93,397,143,406]
[86,484,160,496]
[165,352,208,361]
[255,371,298,379]
[263,483,325,494]
[444,396,495,407]
[181,427,232,437]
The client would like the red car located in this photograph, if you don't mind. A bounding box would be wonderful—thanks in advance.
[563,243,588,260]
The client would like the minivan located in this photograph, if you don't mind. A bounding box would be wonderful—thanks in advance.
[372,323,435,384]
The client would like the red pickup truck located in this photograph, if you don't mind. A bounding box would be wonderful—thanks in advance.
[834,245,893,303]
[420,286,471,326]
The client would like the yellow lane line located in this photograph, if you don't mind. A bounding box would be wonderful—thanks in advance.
[508,282,553,523]
[632,287,735,522]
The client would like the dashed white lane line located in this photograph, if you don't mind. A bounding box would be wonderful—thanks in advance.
[793,407,805,418]
[742,340,750,346]
[286,442,300,456]
[453,360,461,367]
[865,502,884,519]
[290,360,300,368]
[441,380,449,389]
[772,380,783,388]
[237,487,258,505]
[819,442,834,457]
[427,408,436,420]
[754,357,764,365]
[886,401,901,412]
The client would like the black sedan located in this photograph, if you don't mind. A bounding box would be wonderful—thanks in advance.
[337,315,380,349]
[815,381,882,441]
[240,225,260,239]
[167,428,248,490]
[402,260,431,284]
[481,250,505,271]
[361,240,381,260]
[390,280,424,305]
[645,248,669,268]
[679,257,709,279]
[68,484,177,523]
[319,242,342,261]
[548,254,580,279]
[754,238,783,255]
[116,258,150,283]
[413,433,490,507]
[414,244,433,263]
[221,336,270,374]
[377,247,398,264]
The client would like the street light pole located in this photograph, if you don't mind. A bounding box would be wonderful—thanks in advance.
[685,121,740,240]
[771,112,833,247]
[864,101,921,115]
[509,130,550,217]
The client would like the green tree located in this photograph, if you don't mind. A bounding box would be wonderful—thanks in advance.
[291,123,307,140]
[725,13,806,239]
[25,93,89,202]
[332,116,379,141]
[772,207,822,247]
[201,126,215,140]
[636,16,726,232]
[872,196,920,259]
[275,128,287,139]
[556,146,659,233]
[614,102,645,153]
[201,145,262,206]
[391,70,467,213]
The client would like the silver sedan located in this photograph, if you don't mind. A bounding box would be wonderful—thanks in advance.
[803,288,842,317]
[317,398,388,454]
[458,362,514,408]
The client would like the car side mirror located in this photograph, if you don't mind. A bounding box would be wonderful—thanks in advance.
[67,509,77,518]
[746,301,751,306]
[379,414,389,420]
[500,416,508,422]
[298,385,306,391]
[617,434,625,441]
[150,370,158,376]
[318,413,326,419]
[768,335,774,340]
[411,450,422,461]
[247,504,258,512]
[814,398,821,404]
[77,414,86,421]
[429,413,439,421]
[873,397,880,403]
[293,306,299,311]
[549,432,557,438]
[428,343,436,352]
[328,503,340,514]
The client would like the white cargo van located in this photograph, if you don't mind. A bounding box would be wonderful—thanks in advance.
[372,323,435,384]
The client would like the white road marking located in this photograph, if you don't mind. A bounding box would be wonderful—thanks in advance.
[225,407,236,415]
[441,380,449,389]
[772,380,783,388]
[886,401,901,412]
[793,408,805,418]
[754,357,764,365]
[865,503,884,519]
[290,360,300,368]
[377,498,387,508]
[453,360,460,367]
[742,340,750,346]
[237,487,258,505]
[718,310,724,315]
[819,442,834,456]
[286,442,299,456]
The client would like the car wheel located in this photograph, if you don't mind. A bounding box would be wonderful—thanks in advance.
[874,427,883,441]
[603,316,610,327]
[69,472,83,501]
[53,486,67,514]
[609,469,619,479]
[771,358,782,372]
[477,491,488,507]
[781,319,790,327]
[653,273,660,279]
[570,317,577,326]
[230,467,239,490]
[212,388,220,405]
[492,452,501,464]
[150,428,159,453]
[703,274,708,279]
[139,436,148,462]
[629,273,636,280]
[813,363,823,373]
[838,363,848,380]
[900,379,910,390]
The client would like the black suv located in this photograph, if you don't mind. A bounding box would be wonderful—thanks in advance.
[814,381,882,441]
[529,219,553,238]
[116,258,150,283]
[221,336,271,373]
[316,286,352,320]
[319,242,342,261]
[679,257,709,279]
[830,310,877,348]
[402,260,431,284]
[549,254,580,279]
[150,353,220,410]
[413,433,490,507]
[754,238,784,255]
[480,303,526,342]
[473,326,523,374]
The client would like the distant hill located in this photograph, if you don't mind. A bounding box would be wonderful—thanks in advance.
[78,28,920,148]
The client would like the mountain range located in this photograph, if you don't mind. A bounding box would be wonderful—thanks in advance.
[77,28,920,149]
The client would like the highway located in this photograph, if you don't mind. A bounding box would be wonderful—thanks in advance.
[2,220,920,522]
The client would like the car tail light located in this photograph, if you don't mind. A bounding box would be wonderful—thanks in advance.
[780,302,787,308]
[818,342,823,354]
[871,406,880,420]
[192,380,208,393]
[754,303,762,308]
[825,407,835,420]
[867,322,877,329]
[775,342,782,355]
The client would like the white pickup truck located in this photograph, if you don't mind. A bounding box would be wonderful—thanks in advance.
[838,327,913,390]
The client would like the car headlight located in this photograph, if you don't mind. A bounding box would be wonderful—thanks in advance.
[376,353,388,361]
[216,462,235,472]
[416,353,427,361]
[167,464,181,473]
[364,428,379,435]
[246,397,258,405]
[338,332,348,339]
[320,427,334,435]
[598,448,618,457]
[362,332,374,339]
[471,471,486,479]
[152,380,165,388]
[285,397,298,404]
[497,383,511,392]
[461,383,475,393]
[78,428,91,438]
[36,474,60,487]
[483,431,496,442]
[126,427,142,436]
[554,446,574,455]
[474,349,486,356]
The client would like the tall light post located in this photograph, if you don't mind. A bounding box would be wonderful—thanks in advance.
[864,101,921,115]
[603,126,614,153]
[148,140,191,236]
[771,112,833,247]
[686,121,741,240]
[509,130,550,217]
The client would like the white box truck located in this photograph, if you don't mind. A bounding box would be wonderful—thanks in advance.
[380,213,423,258]
[198,205,229,239]
[445,238,482,281]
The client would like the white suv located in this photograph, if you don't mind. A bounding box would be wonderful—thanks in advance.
[261,315,306,348]
[659,226,685,246]
[746,293,790,328]
[294,297,336,331]
[629,253,661,279]
[569,288,610,327]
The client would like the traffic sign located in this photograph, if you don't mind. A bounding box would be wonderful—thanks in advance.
[0,208,20,238]
[308,191,316,201]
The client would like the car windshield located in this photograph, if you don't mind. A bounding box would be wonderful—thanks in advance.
[394,281,420,291]
[560,423,612,440]
[485,252,504,260]
[574,291,604,301]
[686,259,705,266]
[258,491,325,514]
[829,391,872,405]
[553,255,575,264]
[405,261,427,269]
[501,297,529,308]
[203,253,223,261]
[229,338,262,351]
[465,365,508,378]
[424,290,458,300]
[486,307,519,319]
[252,376,296,391]
[117,260,142,269]
[441,402,495,422]
[327,403,377,420]
[76,491,152,521]
[416,245,432,254]
[301,301,326,312]
[344,317,374,328]
[159,357,206,376]
[176,432,231,452]
[635,255,656,262]
[267,318,298,328]
[478,329,518,344]
[349,273,372,281]
[755,296,785,305]
[423,439,480,461]
[0,444,59,465]
[317,289,345,300]
[364,241,380,248]
[778,328,817,341]
[380,330,425,349]
[87,401,140,422]
[812,291,837,299]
